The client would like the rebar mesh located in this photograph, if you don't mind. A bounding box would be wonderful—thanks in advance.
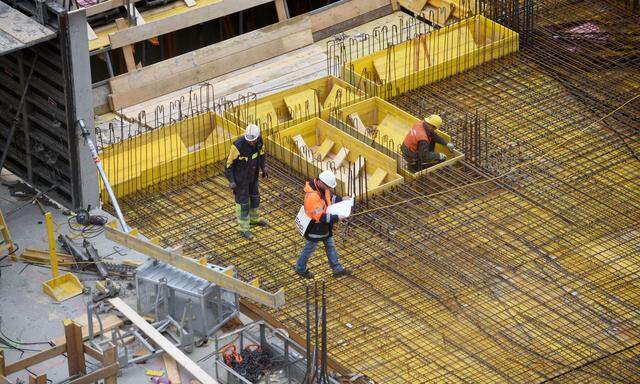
[113,0,639,382]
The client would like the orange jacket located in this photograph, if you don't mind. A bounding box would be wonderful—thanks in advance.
[403,121,432,153]
[304,180,332,221]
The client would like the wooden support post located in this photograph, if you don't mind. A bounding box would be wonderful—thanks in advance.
[0,350,5,377]
[28,373,47,384]
[64,320,87,376]
[103,343,118,384]
[274,0,288,21]
[115,18,137,72]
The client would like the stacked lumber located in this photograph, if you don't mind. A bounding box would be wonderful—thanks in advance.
[108,16,314,110]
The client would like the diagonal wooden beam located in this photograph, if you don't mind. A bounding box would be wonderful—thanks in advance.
[105,223,285,308]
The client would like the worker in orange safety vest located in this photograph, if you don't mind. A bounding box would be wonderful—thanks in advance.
[401,114,455,172]
[294,170,352,279]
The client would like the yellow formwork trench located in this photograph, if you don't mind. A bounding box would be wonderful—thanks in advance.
[112,1,640,382]
[330,96,464,177]
[267,118,404,198]
[100,112,241,199]
[343,15,519,98]
[225,76,366,130]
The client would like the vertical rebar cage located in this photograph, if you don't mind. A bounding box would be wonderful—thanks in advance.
[135,259,239,338]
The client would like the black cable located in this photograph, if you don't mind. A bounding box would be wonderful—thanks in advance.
[0,318,52,346]
[67,216,106,239]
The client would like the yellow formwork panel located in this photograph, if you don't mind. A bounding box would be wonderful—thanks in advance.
[342,15,519,99]
[267,118,403,198]
[100,112,241,198]
[225,76,366,130]
[331,97,464,178]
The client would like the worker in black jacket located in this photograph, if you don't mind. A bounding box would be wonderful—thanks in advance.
[225,124,268,240]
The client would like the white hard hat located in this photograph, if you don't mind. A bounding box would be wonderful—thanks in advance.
[244,124,260,141]
[318,170,337,188]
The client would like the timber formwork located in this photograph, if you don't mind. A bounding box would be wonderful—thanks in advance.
[110,0,639,382]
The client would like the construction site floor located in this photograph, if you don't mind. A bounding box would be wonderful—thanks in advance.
[0,171,247,384]
[108,1,640,382]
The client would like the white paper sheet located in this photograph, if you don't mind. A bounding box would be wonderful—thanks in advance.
[326,198,354,217]
[295,205,312,236]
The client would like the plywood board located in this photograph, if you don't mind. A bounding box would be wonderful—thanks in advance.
[109,0,274,48]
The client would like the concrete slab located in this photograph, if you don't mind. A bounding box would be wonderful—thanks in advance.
[0,170,239,384]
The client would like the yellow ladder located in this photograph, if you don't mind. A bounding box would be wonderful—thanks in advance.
[0,209,15,257]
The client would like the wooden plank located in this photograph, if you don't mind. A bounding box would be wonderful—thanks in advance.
[0,350,6,376]
[109,15,311,93]
[105,225,285,308]
[82,344,104,362]
[4,345,67,375]
[64,320,86,376]
[109,0,274,49]
[68,364,119,384]
[315,138,334,161]
[109,298,217,384]
[309,0,390,33]
[109,17,312,109]
[292,134,308,154]
[52,313,123,346]
[115,18,137,72]
[274,0,287,21]
[368,168,388,188]
[103,344,118,384]
[163,354,182,384]
[28,373,47,384]
[349,113,368,136]
[184,0,197,7]
[333,147,349,168]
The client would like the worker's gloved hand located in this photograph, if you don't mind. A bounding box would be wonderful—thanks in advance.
[228,181,237,190]
[262,169,269,179]
[438,153,447,161]
[447,142,455,151]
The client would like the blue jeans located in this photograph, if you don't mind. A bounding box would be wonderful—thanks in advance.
[296,237,344,273]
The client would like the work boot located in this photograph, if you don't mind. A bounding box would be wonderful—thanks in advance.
[332,268,353,278]
[250,219,268,227]
[240,230,254,240]
[295,268,314,279]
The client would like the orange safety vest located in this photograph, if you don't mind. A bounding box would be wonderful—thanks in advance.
[304,180,332,221]
[403,121,432,153]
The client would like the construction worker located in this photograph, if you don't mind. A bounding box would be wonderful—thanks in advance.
[401,114,455,172]
[295,170,352,279]
[225,124,268,240]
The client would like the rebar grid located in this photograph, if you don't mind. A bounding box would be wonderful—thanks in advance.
[115,0,640,382]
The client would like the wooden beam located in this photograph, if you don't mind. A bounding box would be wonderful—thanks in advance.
[64,320,87,376]
[108,15,312,109]
[109,298,217,384]
[163,354,181,384]
[105,224,285,308]
[4,345,67,375]
[108,0,274,49]
[274,0,288,21]
[82,344,104,362]
[67,364,119,384]
[28,373,47,384]
[52,313,123,346]
[309,0,391,34]
[115,18,137,72]
[0,351,5,376]
[103,344,118,384]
